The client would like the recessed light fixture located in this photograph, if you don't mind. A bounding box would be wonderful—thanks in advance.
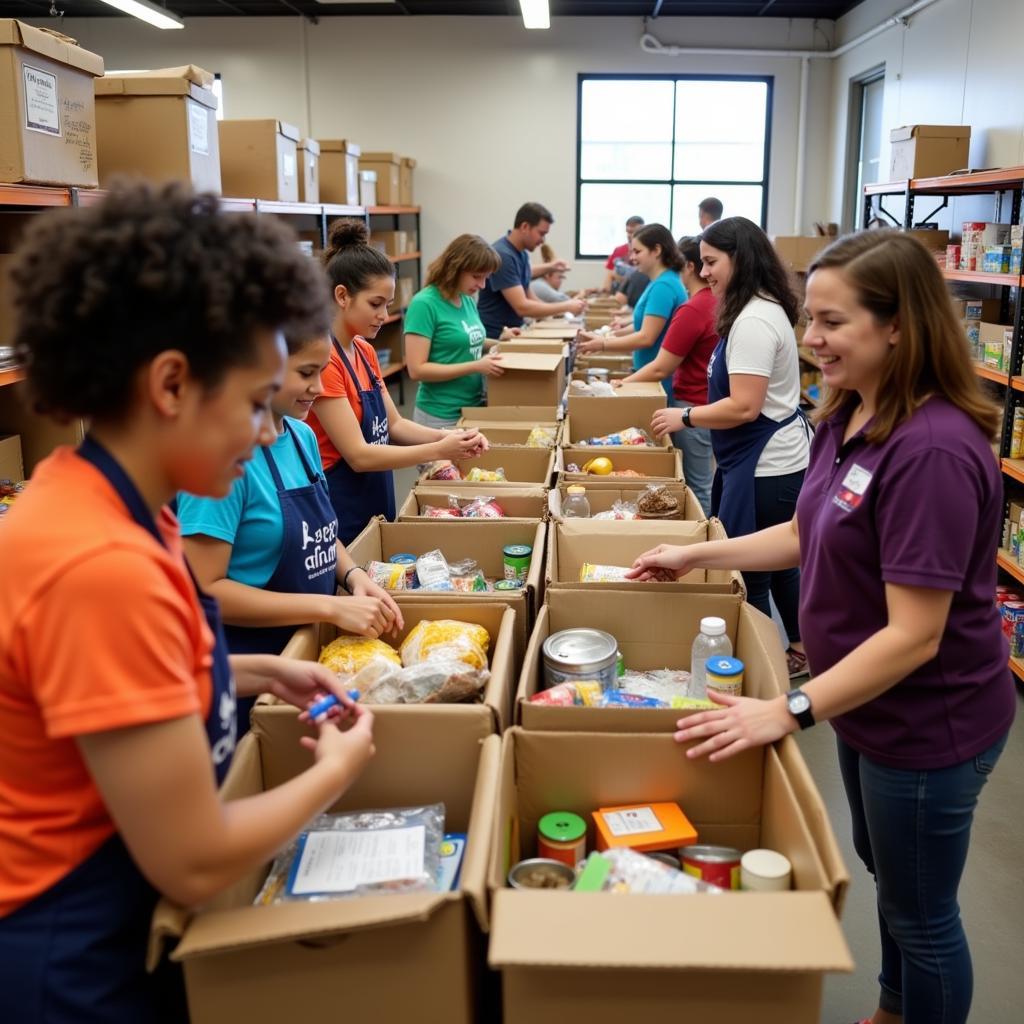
[96,0,184,30]
[519,0,551,31]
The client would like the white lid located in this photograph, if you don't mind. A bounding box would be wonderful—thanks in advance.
[567,485,586,495]
[699,616,727,636]
[741,848,792,879]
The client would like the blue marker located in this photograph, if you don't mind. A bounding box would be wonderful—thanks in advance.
[308,690,361,723]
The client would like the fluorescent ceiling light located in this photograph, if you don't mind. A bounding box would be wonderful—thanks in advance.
[520,0,550,30]
[96,0,184,30]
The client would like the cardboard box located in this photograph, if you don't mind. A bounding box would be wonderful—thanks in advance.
[0,253,14,346]
[391,274,415,312]
[517,588,784,732]
[562,395,671,449]
[557,447,683,483]
[545,517,741,595]
[569,381,668,400]
[548,481,702,522]
[904,229,950,252]
[951,297,1002,322]
[572,353,633,371]
[459,405,561,426]
[94,65,220,193]
[981,321,1013,369]
[498,340,568,357]
[487,729,852,1024]
[0,20,103,187]
[371,230,406,257]
[296,138,319,204]
[399,485,549,523]
[358,169,376,207]
[155,714,499,1024]
[218,118,300,202]
[0,433,23,480]
[360,151,400,205]
[520,322,580,341]
[346,516,546,657]
[419,447,555,488]
[983,246,1012,274]
[470,423,561,448]
[280,599,516,733]
[399,155,415,206]
[486,352,565,408]
[318,139,361,206]
[771,236,829,272]
[889,124,970,180]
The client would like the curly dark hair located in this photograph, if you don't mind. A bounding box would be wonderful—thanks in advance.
[10,180,331,421]
[700,216,799,338]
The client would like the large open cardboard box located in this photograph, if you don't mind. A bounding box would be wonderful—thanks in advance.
[152,715,499,1024]
[399,485,548,523]
[498,339,568,357]
[346,516,545,657]
[458,422,561,448]
[545,518,741,594]
[486,353,565,408]
[418,447,555,488]
[459,405,562,426]
[557,447,683,482]
[548,481,703,521]
[562,395,671,449]
[487,728,851,1024]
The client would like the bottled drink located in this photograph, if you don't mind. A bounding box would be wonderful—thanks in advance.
[562,485,591,519]
[690,617,732,699]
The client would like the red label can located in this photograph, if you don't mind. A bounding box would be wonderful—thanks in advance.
[681,844,742,890]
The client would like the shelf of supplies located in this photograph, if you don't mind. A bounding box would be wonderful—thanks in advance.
[0,365,25,388]
[256,200,323,217]
[0,183,74,207]
[323,204,367,218]
[974,363,1009,384]
[1010,657,1024,683]
[941,269,1022,287]
[910,166,1024,196]
[997,549,1024,586]
[863,180,909,196]
[379,362,404,379]
[1002,458,1024,484]
[389,251,421,264]
[1012,377,1024,393]
[369,206,420,215]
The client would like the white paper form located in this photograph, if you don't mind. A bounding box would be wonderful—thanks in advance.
[289,826,426,896]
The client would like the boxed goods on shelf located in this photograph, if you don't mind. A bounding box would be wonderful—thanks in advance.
[960,222,1012,272]
[888,124,970,180]
[392,274,414,312]
[153,712,499,1024]
[980,322,1013,370]
[486,352,565,407]
[399,156,415,206]
[218,118,300,202]
[95,66,221,193]
[951,298,1002,321]
[296,139,319,203]
[548,481,703,522]
[904,229,949,253]
[0,19,103,187]
[371,230,407,257]
[487,728,850,1024]
[360,151,401,205]
[318,139,361,206]
[399,485,549,523]
[983,246,1013,274]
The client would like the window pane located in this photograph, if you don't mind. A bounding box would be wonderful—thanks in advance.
[579,184,671,258]
[674,80,767,182]
[580,79,675,180]
[671,184,764,238]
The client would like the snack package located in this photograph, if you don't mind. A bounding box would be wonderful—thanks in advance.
[424,460,462,482]
[574,848,723,895]
[415,549,453,591]
[599,691,666,709]
[619,668,692,704]
[593,499,638,521]
[421,504,461,518]
[583,427,653,447]
[255,804,446,904]
[465,467,506,483]
[319,636,401,674]
[579,562,633,583]
[400,619,491,670]
[528,680,604,706]
[636,484,682,520]
[344,656,488,706]
[525,425,557,448]
[366,560,408,590]
[608,469,645,478]
[460,495,504,518]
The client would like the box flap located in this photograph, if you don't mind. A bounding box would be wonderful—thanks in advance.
[494,352,563,373]
[489,890,852,971]
[890,123,971,142]
[461,734,500,932]
[95,76,217,109]
[318,139,361,155]
[0,19,104,77]
[361,151,401,164]
[298,138,320,155]
[101,64,214,88]
[460,405,561,424]
[277,120,301,142]
[401,156,417,168]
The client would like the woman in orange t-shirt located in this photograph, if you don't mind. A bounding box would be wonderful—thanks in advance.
[0,183,375,1023]
[307,220,488,544]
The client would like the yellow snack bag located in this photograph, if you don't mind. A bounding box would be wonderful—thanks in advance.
[400,619,491,670]
[318,636,401,675]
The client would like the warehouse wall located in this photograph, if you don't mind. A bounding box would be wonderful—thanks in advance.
[40,14,834,287]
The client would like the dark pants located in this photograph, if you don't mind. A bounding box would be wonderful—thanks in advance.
[744,470,803,643]
[837,733,1008,1023]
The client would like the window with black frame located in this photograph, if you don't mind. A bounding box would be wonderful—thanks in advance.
[576,75,772,260]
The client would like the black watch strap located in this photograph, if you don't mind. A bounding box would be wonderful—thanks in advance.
[786,688,815,730]
[681,407,693,428]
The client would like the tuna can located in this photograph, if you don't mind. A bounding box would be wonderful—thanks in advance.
[681,844,742,890]
[705,656,744,698]
[389,553,418,589]
[537,812,587,868]
[508,858,576,890]
[503,544,532,585]
[542,628,618,691]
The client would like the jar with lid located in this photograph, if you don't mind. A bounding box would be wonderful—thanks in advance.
[562,485,591,519]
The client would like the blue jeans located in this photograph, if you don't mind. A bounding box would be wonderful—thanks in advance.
[837,733,1008,1023]
[671,424,713,517]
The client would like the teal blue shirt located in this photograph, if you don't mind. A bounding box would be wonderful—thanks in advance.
[178,418,326,587]
[633,269,688,394]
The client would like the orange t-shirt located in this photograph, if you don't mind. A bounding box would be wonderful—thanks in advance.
[309,336,384,472]
[0,448,215,916]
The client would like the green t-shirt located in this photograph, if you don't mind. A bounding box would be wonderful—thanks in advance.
[405,284,486,420]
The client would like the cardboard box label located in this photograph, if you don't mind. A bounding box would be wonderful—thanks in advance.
[282,151,296,180]
[603,806,660,836]
[187,98,208,155]
[24,64,60,135]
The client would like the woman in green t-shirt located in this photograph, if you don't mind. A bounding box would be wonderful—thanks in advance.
[405,234,513,428]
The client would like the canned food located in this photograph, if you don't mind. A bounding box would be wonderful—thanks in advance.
[389,553,418,589]
[705,656,744,698]
[681,844,742,890]
[503,544,532,585]
[508,858,576,890]
[542,628,618,691]
[646,851,680,869]
[740,848,792,892]
[537,812,587,867]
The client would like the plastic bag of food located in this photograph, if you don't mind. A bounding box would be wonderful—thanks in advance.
[575,848,723,895]
[400,619,490,670]
[528,680,603,706]
[398,659,489,704]
[608,469,645,478]
[636,484,682,520]
[465,467,506,483]
[365,560,408,589]
[599,691,666,709]
[583,427,653,447]
[319,635,401,674]
[579,562,633,583]
[424,460,462,482]
[460,495,504,518]
[525,425,557,448]
[415,549,453,591]
[421,504,461,518]
[619,668,692,704]
[593,499,638,521]
[347,657,404,703]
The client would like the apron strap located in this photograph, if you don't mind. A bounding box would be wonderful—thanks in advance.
[331,333,383,396]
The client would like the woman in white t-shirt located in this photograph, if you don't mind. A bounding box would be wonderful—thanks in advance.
[652,217,810,677]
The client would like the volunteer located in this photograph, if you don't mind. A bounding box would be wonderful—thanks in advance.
[630,230,1015,1024]
[599,214,645,292]
[307,219,488,544]
[0,183,376,1022]
[617,236,717,515]
[405,233,505,430]
[576,223,687,396]
[653,216,808,677]
[179,331,404,731]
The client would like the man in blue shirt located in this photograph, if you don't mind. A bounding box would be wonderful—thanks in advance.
[477,202,585,340]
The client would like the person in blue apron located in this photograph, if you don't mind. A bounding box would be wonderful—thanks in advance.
[180,332,404,734]
[655,217,810,679]
[307,219,489,545]
[0,182,377,1022]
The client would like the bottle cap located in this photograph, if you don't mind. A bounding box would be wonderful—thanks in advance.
[567,485,585,495]
[699,616,727,636]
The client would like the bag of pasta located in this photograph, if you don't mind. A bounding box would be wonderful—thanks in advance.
[399,619,490,671]
[319,635,401,675]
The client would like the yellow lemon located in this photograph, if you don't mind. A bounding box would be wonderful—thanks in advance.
[583,456,613,475]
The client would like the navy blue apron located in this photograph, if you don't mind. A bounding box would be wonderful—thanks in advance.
[226,420,339,732]
[707,336,805,538]
[325,335,396,545]
[0,437,237,1023]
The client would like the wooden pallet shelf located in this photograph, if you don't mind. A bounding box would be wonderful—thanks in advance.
[1002,459,1024,484]
[942,269,1022,287]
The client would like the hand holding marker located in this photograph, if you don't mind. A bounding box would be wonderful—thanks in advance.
[308,689,362,724]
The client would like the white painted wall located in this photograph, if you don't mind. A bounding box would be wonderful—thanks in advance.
[39,13,835,287]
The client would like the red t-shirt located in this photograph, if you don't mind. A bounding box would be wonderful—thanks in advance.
[662,287,719,405]
[605,242,630,270]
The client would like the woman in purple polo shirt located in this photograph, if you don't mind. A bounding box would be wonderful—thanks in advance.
[629,230,1015,1024]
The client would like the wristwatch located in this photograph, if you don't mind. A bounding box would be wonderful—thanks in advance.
[786,688,815,730]
[681,407,693,428]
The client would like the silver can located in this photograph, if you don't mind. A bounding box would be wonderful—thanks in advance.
[508,858,576,890]
[542,628,619,691]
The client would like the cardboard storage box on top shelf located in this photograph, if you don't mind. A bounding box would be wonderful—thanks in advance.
[399,155,415,206]
[94,65,220,192]
[487,728,851,1024]
[458,405,562,427]
[486,352,565,408]
[419,447,555,488]
[151,712,499,1024]
[0,433,23,481]
[548,480,702,522]
[218,118,300,202]
[358,169,376,207]
[399,485,549,523]
[318,139,361,206]
[360,151,401,205]
[889,124,970,181]
[279,599,516,733]
[771,236,829,273]
[904,228,949,252]
[296,138,319,203]
[346,516,546,657]
[0,20,103,187]
[562,394,670,450]
[557,446,682,483]
[545,517,741,595]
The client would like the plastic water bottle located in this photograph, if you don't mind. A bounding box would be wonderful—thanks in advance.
[690,617,732,699]
[562,486,591,519]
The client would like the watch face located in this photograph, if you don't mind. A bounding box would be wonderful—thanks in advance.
[789,692,811,714]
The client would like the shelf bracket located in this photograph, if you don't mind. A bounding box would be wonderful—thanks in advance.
[910,198,948,228]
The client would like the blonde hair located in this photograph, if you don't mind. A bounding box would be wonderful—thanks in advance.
[425,234,501,300]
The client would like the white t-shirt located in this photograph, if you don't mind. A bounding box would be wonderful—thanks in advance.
[724,296,810,477]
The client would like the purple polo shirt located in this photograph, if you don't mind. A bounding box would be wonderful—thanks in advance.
[797,397,1015,770]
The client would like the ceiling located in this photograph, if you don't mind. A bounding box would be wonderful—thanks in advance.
[0,1,866,23]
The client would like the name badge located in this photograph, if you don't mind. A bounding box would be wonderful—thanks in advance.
[833,463,872,512]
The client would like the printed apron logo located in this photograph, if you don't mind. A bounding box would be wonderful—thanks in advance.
[302,518,339,579]
[210,688,237,768]
[833,463,873,512]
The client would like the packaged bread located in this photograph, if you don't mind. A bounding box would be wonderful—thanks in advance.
[319,636,401,675]
[399,619,490,671]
